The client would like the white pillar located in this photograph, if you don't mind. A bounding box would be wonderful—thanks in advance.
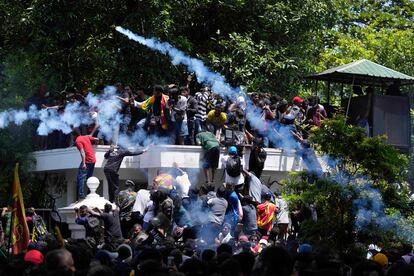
[102,178,109,200]
[59,176,116,239]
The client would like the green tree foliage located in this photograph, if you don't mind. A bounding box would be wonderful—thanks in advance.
[283,117,413,251]
[311,115,407,184]
[318,0,414,78]
[0,1,413,209]
[0,0,343,94]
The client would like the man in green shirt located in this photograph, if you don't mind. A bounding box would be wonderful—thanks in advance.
[196,131,220,183]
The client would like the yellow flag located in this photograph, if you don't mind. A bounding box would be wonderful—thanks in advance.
[11,163,30,254]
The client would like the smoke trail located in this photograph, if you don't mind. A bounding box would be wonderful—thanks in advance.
[115,26,240,99]
[116,26,323,175]
[116,26,412,242]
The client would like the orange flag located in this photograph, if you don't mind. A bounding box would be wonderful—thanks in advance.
[11,163,30,255]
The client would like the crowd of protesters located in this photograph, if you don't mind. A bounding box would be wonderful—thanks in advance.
[5,80,411,275]
[26,78,327,151]
[1,172,413,276]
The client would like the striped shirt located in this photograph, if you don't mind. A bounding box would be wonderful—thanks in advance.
[195,91,210,121]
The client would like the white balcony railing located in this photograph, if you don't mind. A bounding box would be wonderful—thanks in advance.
[30,145,307,173]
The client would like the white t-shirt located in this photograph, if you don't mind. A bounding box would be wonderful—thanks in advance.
[132,189,151,214]
[170,95,188,122]
[236,95,246,111]
[218,232,233,244]
[143,201,155,224]
[175,172,191,198]
[275,197,289,224]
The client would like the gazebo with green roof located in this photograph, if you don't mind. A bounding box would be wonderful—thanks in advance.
[306,59,414,87]
[305,59,413,153]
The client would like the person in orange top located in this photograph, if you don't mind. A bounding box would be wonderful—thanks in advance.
[256,192,277,236]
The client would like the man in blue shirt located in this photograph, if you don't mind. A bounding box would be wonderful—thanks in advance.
[224,183,242,233]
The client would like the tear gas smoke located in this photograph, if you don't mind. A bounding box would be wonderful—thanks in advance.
[0,26,411,242]
[116,26,413,242]
[115,26,323,175]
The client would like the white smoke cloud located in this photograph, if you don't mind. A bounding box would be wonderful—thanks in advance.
[115,26,413,242]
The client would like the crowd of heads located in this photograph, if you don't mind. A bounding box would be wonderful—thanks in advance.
[6,80,410,275]
[1,180,413,276]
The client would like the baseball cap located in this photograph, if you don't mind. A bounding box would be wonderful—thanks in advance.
[117,244,133,261]
[371,253,388,268]
[228,146,237,155]
[24,249,44,265]
[292,96,304,104]
[238,235,249,243]
[298,244,313,254]
[259,239,269,246]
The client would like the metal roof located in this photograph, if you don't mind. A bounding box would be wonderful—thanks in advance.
[305,59,414,86]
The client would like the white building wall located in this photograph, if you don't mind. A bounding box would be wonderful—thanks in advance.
[31,145,320,211]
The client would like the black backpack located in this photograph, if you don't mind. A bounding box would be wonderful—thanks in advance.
[226,156,241,177]
[86,216,101,234]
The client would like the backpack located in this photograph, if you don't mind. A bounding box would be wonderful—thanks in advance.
[86,216,101,233]
[226,156,241,177]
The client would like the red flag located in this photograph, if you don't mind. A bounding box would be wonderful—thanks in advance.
[11,163,30,255]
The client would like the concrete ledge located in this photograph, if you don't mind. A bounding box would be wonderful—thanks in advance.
[30,145,305,172]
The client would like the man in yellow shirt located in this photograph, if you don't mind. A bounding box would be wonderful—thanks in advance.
[207,104,227,140]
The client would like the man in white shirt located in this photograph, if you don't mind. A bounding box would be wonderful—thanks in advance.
[170,89,188,145]
[275,193,290,241]
[173,162,191,200]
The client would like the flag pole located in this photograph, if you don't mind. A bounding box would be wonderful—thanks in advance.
[6,163,18,257]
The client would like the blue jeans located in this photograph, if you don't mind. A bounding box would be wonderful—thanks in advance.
[194,118,206,134]
[77,163,95,199]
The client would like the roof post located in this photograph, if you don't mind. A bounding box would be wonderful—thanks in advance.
[327,81,331,105]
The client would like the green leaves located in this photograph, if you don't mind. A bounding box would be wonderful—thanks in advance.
[282,115,412,250]
[311,116,408,184]
[317,0,414,81]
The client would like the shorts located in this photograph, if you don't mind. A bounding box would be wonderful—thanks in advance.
[203,147,220,169]
[174,120,189,137]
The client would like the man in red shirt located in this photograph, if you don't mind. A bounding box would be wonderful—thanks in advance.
[74,132,99,200]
